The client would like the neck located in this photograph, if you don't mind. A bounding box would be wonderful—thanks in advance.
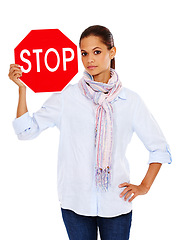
[93,69,111,84]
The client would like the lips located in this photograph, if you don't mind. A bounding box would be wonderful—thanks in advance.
[87,66,97,70]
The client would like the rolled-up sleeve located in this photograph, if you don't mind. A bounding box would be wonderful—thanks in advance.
[133,95,172,164]
[12,92,62,140]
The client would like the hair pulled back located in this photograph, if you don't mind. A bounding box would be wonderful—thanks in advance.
[79,25,115,69]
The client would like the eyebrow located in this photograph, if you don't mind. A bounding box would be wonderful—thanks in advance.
[81,47,102,52]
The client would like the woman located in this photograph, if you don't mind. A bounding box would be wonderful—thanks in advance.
[8,25,172,240]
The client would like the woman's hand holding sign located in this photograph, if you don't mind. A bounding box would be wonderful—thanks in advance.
[8,64,25,88]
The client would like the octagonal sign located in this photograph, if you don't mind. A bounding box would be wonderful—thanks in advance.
[14,29,78,92]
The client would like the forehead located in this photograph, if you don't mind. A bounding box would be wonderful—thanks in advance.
[80,36,107,50]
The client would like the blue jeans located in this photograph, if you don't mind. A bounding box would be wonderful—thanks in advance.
[61,208,132,240]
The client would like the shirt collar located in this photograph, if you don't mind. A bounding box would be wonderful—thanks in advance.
[117,87,127,100]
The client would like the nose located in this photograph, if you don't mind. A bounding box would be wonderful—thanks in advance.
[87,54,94,64]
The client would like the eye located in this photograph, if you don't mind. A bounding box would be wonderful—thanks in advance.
[81,52,87,56]
[94,50,101,55]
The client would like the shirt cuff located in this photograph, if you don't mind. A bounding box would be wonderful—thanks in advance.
[148,145,172,164]
[12,112,32,135]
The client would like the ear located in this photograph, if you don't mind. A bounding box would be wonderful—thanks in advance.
[110,46,116,59]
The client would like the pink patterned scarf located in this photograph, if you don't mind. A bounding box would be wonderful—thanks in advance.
[78,69,122,191]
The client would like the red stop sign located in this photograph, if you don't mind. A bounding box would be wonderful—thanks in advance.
[14,29,78,93]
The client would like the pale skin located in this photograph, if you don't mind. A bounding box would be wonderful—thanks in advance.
[8,35,162,202]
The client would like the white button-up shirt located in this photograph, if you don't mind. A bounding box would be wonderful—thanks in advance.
[12,83,172,217]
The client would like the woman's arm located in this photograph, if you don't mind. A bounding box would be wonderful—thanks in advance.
[8,64,28,118]
[119,93,171,202]
[119,163,162,202]
[17,86,28,118]
[9,64,63,141]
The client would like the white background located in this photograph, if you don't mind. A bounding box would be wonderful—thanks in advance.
[0,0,176,239]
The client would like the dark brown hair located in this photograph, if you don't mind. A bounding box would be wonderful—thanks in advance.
[79,25,115,69]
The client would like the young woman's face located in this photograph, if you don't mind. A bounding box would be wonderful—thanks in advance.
[80,36,116,78]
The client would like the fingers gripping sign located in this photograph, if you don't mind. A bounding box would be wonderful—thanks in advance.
[8,64,25,88]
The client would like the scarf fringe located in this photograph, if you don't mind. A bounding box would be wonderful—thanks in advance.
[95,166,111,191]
